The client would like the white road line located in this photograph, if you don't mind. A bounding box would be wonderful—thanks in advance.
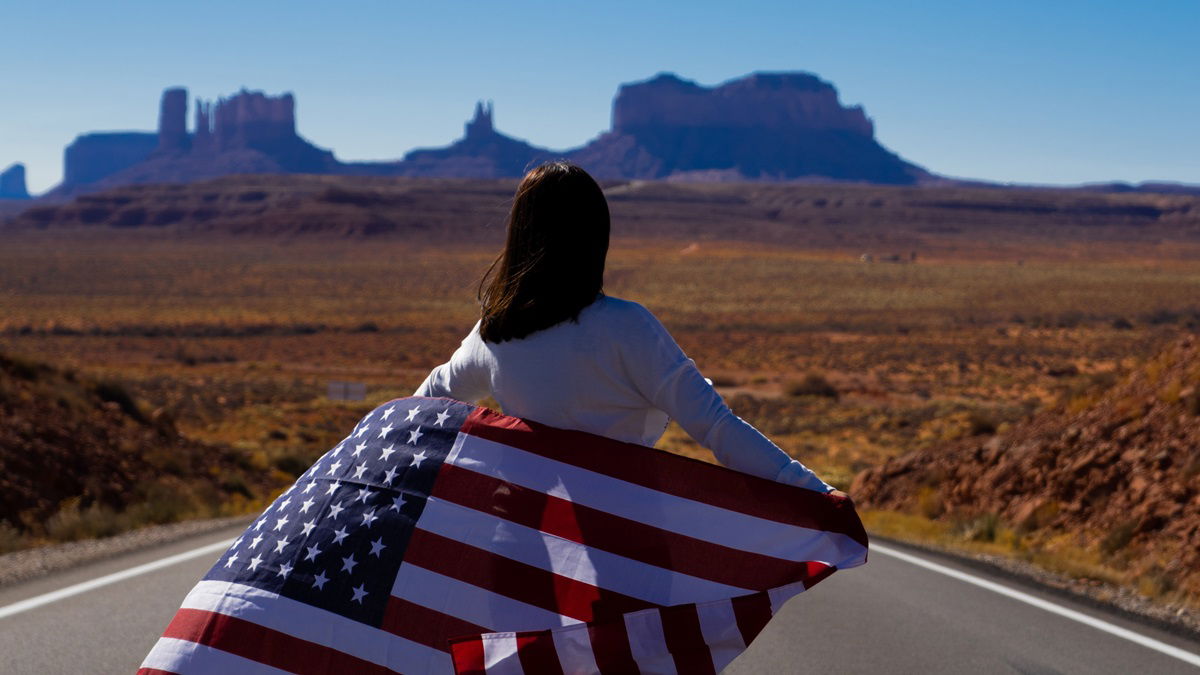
[0,538,233,620]
[873,543,1200,668]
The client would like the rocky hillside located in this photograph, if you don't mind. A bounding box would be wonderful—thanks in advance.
[853,334,1200,599]
[0,352,272,548]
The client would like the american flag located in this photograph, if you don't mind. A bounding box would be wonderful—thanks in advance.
[140,396,868,675]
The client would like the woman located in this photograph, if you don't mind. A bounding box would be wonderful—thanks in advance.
[415,161,835,493]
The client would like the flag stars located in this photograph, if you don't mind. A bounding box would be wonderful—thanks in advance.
[304,544,322,562]
[382,467,398,484]
[325,480,341,496]
[352,443,367,458]
[278,497,292,511]
[249,534,264,550]
[332,527,350,546]
[300,520,316,536]
[273,516,289,531]
[378,424,393,439]
[355,487,372,504]
[351,584,368,604]
[369,538,386,558]
[379,445,397,462]
[329,502,346,519]
[435,409,451,426]
[248,555,263,572]
[355,425,368,438]
[411,450,427,468]
[353,463,369,479]
[381,405,395,421]
[277,562,293,578]
[302,481,317,494]
[341,554,358,574]
[389,494,407,512]
[273,537,289,554]
[326,460,342,476]
[405,406,421,422]
[225,553,239,568]
[407,428,424,445]
[312,571,329,590]
[299,497,315,514]
[361,508,379,528]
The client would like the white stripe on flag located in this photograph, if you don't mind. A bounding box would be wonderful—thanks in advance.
[697,597,748,672]
[391,562,580,632]
[141,637,295,675]
[481,634,524,675]
[450,433,863,566]
[623,609,678,675]
[768,580,809,615]
[176,579,451,674]
[418,496,750,604]
[551,625,602,675]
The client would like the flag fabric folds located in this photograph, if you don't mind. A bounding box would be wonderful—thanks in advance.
[140,396,868,675]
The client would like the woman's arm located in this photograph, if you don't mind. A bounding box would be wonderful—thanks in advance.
[621,304,834,493]
[413,321,492,403]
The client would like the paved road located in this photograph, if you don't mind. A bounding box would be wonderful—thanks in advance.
[1,525,1198,674]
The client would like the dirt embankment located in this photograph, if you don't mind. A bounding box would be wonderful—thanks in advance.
[853,334,1200,599]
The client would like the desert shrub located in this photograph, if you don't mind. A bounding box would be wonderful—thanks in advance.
[916,486,944,519]
[92,380,146,423]
[0,521,28,554]
[1100,519,1138,555]
[44,499,127,541]
[958,513,1000,543]
[785,372,838,399]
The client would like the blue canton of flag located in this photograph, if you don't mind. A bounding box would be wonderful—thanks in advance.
[204,399,473,627]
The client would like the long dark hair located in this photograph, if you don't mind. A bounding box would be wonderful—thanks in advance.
[478,161,610,342]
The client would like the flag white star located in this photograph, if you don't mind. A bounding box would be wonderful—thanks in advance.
[312,571,329,590]
[382,467,398,484]
[381,406,395,421]
[248,555,263,571]
[332,527,349,545]
[277,562,293,578]
[302,481,317,494]
[273,516,289,531]
[278,497,292,510]
[273,537,289,554]
[369,538,386,557]
[407,428,424,445]
[405,406,421,422]
[361,508,378,527]
[378,424,393,438]
[254,518,265,531]
[351,584,368,604]
[435,409,451,426]
[411,450,427,468]
[329,502,345,519]
[300,519,316,536]
[331,443,343,457]
[341,554,358,573]
[389,494,407,512]
[249,534,264,549]
[299,497,315,514]
[225,553,239,568]
[326,460,342,476]
[355,425,368,438]
[352,442,367,458]
[325,480,341,496]
[304,544,321,562]
[353,463,369,479]
[232,536,243,548]
[379,444,396,461]
[355,487,372,503]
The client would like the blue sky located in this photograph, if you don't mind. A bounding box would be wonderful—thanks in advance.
[2,1,1197,193]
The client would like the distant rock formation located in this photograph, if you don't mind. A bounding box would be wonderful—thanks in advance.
[567,72,927,184]
[0,163,30,199]
[42,72,932,195]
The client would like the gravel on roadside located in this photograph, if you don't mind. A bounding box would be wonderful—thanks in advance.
[0,515,253,588]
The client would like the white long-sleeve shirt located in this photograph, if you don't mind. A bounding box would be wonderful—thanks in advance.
[414,294,833,492]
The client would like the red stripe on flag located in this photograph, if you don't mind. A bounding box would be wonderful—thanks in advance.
[659,604,717,675]
[803,561,837,589]
[135,669,179,675]
[161,607,394,675]
[433,463,825,591]
[516,633,566,675]
[450,638,486,675]
[404,528,659,622]
[382,595,489,652]
[461,408,869,546]
[730,591,774,647]
[587,618,641,675]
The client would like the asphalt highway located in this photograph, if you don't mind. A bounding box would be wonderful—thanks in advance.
[1,524,1197,674]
